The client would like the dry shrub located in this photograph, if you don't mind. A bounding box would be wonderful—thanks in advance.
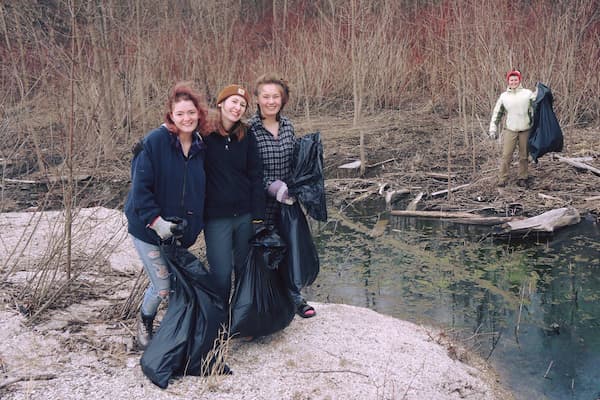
[1,1,597,175]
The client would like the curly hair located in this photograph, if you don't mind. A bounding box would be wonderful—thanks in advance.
[164,81,210,135]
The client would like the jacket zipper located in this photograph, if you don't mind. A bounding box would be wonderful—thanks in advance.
[181,156,189,209]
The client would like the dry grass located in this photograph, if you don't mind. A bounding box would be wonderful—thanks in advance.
[1,1,598,179]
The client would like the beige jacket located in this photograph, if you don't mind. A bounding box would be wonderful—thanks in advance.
[489,85,536,135]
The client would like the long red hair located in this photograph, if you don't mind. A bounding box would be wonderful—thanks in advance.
[164,82,210,135]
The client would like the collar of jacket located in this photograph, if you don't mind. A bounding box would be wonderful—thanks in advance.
[507,84,524,93]
[168,129,205,156]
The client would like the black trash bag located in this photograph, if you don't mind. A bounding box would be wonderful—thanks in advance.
[529,82,564,163]
[140,245,227,389]
[229,227,295,338]
[287,132,327,222]
[276,202,320,293]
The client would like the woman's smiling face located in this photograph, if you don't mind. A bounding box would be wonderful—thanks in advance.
[170,100,199,135]
[257,83,283,119]
[220,94,247,127]
[508,75,520,89]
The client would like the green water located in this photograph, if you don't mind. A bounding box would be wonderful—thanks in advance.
[308,213,600,400]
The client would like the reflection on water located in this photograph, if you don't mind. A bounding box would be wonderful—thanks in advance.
[309,212,600,400]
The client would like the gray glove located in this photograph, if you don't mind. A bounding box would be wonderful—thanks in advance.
[149,216,177,240]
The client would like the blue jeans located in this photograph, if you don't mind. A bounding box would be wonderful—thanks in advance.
[131,235,170,317]
[204,213,253,303]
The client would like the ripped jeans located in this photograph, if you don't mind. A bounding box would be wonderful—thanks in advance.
[131,235,170,318]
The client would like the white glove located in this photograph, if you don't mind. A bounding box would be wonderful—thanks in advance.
[268,180,296,205]
[489,130,497,140]
[149,216,176,240]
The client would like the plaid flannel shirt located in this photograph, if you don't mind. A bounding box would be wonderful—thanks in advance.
[248,113,296,225]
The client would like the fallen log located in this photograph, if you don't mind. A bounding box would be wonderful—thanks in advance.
[499,207,580,234]
[390,210,519,226]
[557,156,600,176]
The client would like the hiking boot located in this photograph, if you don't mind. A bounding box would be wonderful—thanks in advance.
[137,312,154,349]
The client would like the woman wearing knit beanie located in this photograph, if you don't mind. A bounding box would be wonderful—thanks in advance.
[489,69,538,188]
[248,74,317,319]
[202,84,266,305]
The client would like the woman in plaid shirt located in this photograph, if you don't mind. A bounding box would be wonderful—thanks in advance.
[248,74,316,319]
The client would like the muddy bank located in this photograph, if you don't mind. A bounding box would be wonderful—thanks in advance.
[295,112,600,220]
[1,112,598,220]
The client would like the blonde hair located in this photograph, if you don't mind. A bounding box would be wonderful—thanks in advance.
[253,74,290,120]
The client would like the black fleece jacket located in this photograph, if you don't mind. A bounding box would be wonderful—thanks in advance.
[203,129,265,221]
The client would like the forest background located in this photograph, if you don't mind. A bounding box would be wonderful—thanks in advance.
[1,0,598,185]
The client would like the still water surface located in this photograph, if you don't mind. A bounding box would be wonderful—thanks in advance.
[308,211,600,400]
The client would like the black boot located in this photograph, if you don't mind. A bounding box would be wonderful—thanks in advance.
[137,312,154,349]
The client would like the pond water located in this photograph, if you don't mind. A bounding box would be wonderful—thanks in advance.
[307,209,600,400]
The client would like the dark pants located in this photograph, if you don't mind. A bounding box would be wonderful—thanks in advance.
[204,213,253,303]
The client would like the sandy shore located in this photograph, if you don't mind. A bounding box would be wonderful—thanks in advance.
[0,207,513,399]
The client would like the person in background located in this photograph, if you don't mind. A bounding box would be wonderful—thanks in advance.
[248,74,316,319]
[489,69,537,188]
[203,84,265,305]
[124,82,209,349]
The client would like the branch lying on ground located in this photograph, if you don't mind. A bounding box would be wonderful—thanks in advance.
[0,374,57,390]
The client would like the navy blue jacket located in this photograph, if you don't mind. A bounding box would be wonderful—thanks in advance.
[203,129,265,220]
[125,125,206,248]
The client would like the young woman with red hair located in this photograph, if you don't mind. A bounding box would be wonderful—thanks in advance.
[489,70,538,188]
[124,81,210,348]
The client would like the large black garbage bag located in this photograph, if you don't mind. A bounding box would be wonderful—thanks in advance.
[529,82,563,163]
[229,228,295,338]
[287,132,327,222]
[276,202,320,293]
[140,245,227,389]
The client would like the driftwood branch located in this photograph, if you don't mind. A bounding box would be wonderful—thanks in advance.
[3,175,91,185]
[338,160,361,169]
[366,158,396,168]
[557,156,600,176]
[406,192,424,211]
[538,193,565,202]
[430,183,470,197]
[0,374,57,389]
[502,207,580,233]
[296,369,370,378]
[338,158,396,170]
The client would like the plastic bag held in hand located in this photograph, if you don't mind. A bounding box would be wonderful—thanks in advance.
[149,216,177,240]
[268,180,295,205]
